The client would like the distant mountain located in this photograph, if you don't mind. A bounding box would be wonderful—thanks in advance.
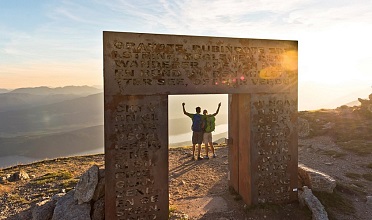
[10,85,101,96]
[0,93,82,112]
[0,125,103,159]
[0,89,10,93]
[0,93,103,136]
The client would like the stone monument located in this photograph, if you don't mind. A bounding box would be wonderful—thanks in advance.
[104,31,298,219]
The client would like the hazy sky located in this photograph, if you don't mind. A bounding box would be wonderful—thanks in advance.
[1,0,372,110]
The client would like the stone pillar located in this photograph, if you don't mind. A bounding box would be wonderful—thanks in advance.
[104,95,169,220]
[229,94,298,205]
[251,94,298,204]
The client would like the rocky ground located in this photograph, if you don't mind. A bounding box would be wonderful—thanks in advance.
[0,107,372,219]
[168,145,311,220]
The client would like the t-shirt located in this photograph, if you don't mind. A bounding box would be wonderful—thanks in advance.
[186,113,205,132]
[203,115,215,133]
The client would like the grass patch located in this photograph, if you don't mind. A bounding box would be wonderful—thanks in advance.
[350,181,365,189]
[337,140,372,155]
[336,182,367,195]
[345,172,361,179]
[61,178,79,188]
[313,190,355,219]
[169,205,177,213]
[8,193,29,204]
[31,171,73,185]
[362,173,372,181]
[45,188,60,194]
[169,205,188,220]
[320,150,347,158]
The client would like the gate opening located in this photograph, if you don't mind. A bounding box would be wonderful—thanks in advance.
[168,94,230,217]
[103,31,298,219]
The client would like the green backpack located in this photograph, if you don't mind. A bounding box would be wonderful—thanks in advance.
[204,116,215,133]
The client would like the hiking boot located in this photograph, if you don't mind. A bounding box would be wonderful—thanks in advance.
[213,154,217,158]
[197,156,203,160]
[203,155,209,159]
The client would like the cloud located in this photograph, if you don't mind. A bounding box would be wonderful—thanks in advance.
[1,0,372,94]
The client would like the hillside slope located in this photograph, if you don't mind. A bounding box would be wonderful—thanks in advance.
[0,93,103,136]
[0,105,372,219]
[0,125,103,159]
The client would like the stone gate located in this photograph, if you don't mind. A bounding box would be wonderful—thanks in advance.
[104,31,298,219]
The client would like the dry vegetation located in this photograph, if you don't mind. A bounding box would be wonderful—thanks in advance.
[0,155,104,219]
[298,105,372,220]
[1,100,371,219]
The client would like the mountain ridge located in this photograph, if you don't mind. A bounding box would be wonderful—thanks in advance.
[0,93,103,136]
[9,85,101,95]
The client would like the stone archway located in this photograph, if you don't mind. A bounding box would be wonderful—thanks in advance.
[104,32,298,219]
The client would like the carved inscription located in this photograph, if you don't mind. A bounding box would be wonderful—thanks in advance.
[251,95,297,203]
[105,32,298,215]
[112,100,163,219]
[106,34,297,94]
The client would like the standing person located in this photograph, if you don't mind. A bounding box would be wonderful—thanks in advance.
[182,103,204,160]
[202,102,221,159]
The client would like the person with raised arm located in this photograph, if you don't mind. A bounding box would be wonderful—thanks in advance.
[182,103,204,160]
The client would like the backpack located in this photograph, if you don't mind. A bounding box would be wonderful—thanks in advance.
[191,114,203,132]
[204,116,215,133]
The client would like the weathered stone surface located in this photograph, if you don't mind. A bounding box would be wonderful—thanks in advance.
[74,165,99,204]
[92,176,105,201]
[7,209,32,220]
[298,164,336,193]
[366,196,372,205]
[298,117,310,138]
[298,186,328,220]
[52,190,91,220]
[92,197,105,220]
[51,192,66,201]
[104,31,298,218]
[31,193,67,220]
[8,170,29,182]
[98,168,105,179]
[32,199,57,220]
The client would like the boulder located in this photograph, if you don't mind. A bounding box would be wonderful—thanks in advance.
[367,196,372,205]
[92,176,105,202]
[32,199,57,220]
[298,164,336,193]
[8,170,29,182]
[298,186,328,220]
[92,197,105,220]
[32,192,67,220]
[74,165,99,204]
[7,209,32,220]
[52,190,91,220]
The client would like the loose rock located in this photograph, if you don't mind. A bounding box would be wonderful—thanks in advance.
[298,186,328,220]
[74,165,99,204]
[8,170,29,182]
[52,190,91,220]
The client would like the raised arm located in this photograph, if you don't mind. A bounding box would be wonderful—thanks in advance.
[182,103,190,116]
[211,102,221,116]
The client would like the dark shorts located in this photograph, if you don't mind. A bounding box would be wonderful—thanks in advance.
[192,131,203,145]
